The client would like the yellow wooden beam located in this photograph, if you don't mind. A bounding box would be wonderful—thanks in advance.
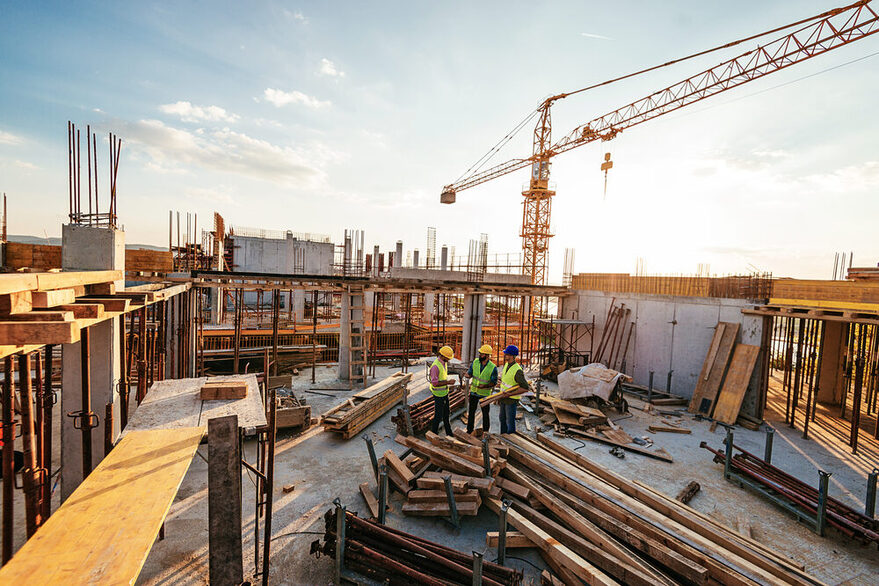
[769,298,879,313]
[0,427,203,584]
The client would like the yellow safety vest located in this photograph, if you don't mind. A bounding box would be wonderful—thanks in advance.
[470,358,496,397]
[500,362,523,400]
[430,358,449,397]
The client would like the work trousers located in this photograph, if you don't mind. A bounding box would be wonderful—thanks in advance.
[466,393,491,433]
[431,393,453,435]
[498,399,518,434]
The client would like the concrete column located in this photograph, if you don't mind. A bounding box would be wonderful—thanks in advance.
[60,225,124,501]
[817,321,846,404]
[292,289,305,323]
[209,286,223,325]
[339,289,365,381]
[461,294,486,364]
[423,293,436,324]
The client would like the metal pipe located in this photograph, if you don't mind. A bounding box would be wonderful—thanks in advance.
[378,463,388,525]
[472,551,484,586]
[867,469,878,518]
[764,427,774,464]
[816,470,831,536]
[443,475,460,529]
[498,500,510,566]
[2,357,13,563]
[666,369,674,394]
[81,327,93,477]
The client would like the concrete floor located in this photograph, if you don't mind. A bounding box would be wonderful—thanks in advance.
[127,364,878,585]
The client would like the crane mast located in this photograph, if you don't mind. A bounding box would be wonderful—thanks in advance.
[441,0,879,289]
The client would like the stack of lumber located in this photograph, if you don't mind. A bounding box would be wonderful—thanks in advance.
[321,372,412,439]
[313,507,523,585]
[391,385,466,435]
[4,242,62,271]
[688,321,761,425]
[124,248,173,273]
[491,431,819,586]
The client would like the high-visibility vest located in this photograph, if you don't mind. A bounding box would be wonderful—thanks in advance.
[500,362,523,400]
[430,358,449,397]
[470,358,496,397]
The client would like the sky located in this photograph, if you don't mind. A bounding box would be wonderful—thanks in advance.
[1,0,878,283]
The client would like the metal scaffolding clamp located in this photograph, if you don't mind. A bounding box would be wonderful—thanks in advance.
[66,410,99,430]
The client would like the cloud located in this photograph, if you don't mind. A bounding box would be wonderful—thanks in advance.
[284,10,308,23]
[159,101,239,123]
[263,88,331,109]
[319,58,345,78]
[114,118,330,185]
[13,160,38,170]
[581,32,613,40]
[0,130,21,145]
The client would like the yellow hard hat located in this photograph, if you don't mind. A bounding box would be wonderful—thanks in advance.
[478,344,492,355]
[439,346,454,359]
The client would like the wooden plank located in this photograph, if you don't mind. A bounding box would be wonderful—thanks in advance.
[416,477,468,493]
[200,380,248,400]
[395,434,485,477]
[425,431,482,459]
[485,498,617,585]
[0,273,39,295]
[712,344,760,425]
[407,489,481,503]
[30,288,76,308]
[486,531,535,548]
[0,320,79,345]
[55,303,105,319]
[35,270,122,292]
[208,416,243,586]
[383,449,415,485]
[688,322,739,415]
[0,291,32,314]
[401,501,479,516]
[494,477,530,500]
[422,470,494,491]
[4,310,74,322]
[602,429,633,444]
[359,482,380,519]
[0,427,202,584]
[551,403,581,426]
[647,425,691,434]
[84,297,131,312]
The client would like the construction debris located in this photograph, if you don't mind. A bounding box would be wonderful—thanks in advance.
[493,432,821,586]
[391,385,466,435]
[312,508,523,585]
[321,372,412,439]
[675,481,701,504]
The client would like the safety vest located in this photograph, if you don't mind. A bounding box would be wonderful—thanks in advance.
[500,362,523,400]
[430,358,449,397]
[470,358,496,397]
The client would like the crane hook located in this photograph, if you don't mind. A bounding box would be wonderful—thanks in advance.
[600,152,613,199]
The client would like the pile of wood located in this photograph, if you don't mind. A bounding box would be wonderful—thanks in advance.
[391,385,466,435]
[312,507,523,585]
[688,322,761,426]
[321,372,412,439]
[490,431,819,586]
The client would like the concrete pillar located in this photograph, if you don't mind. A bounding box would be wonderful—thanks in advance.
[209,286,223,325]
[373,246,380,276]
[292,289,305,322]
[461,294,486,364]
[339,289,365,381]
[60,225,124,501]
[423,293,436,324]
[817,321,846,404]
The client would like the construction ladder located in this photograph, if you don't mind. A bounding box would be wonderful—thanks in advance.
[347,286,367,387]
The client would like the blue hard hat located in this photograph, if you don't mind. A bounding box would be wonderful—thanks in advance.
[503,345,519,356]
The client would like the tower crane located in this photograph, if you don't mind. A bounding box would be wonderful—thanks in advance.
[441,1,878,287]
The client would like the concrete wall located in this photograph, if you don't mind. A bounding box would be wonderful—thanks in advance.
[561,290,765,412]
[389,267,531,285]
[232,234,334,275]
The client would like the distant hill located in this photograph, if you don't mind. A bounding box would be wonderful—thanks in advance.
[6,234,167,251]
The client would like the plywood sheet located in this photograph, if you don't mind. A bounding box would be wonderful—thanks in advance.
[0,427,203,585]
[712,344,760,425]
[688,322,739,415]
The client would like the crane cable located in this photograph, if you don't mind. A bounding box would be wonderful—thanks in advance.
[454,0,871,185]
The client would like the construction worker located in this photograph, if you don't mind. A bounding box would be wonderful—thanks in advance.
[464,344,498,434]
[498,344,530,434]
[429,345,457,435]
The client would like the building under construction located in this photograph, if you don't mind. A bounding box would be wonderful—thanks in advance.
[0,2,878,585]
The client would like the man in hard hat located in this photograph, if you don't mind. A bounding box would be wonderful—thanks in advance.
[464,344,498,434]
[429,345,457,435]
[498,344,530,434]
